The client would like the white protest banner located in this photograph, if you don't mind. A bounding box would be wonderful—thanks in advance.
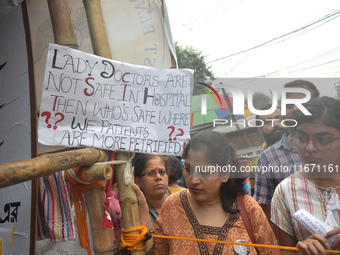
[38,44,192,156]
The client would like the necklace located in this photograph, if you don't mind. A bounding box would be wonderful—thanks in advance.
[317,186,340,206]
[317,185,340,191]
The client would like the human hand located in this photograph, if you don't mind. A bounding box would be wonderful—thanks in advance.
[132,183,148,210]
[132,183,153,230]
[325,227,340,250]
[296,233,329,255]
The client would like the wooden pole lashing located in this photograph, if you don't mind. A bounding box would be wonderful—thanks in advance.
[116,153,146,254]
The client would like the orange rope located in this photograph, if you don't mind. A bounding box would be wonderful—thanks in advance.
[65,166,106,255]
[120,225,148,251]
[153,234,340,254]
[120,226,340,254]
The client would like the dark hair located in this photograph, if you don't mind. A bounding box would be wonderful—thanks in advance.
[133,154,166,178]
[284,79,320,98]
[293,96,340,131]
[164,156,183,183]
[184,130,247,214]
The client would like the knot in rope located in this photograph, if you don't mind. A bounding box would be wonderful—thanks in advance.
[65,166,106,191]
[120,225,148,251]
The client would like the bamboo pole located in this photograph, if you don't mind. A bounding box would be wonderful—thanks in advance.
[84,189,115,255]
[84,164,113,182]
[116,153,145,254]
[0,147,106,188]
[47,0,78,49]
[82,0,111,59]
[82,0,145,254]
[84,163,116,255]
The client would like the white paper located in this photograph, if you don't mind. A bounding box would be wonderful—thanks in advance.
[38,44,193,155]
[293,209,337,247]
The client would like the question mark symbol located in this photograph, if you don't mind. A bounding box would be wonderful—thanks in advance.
[174,128,184,141]
[167,126,175,141]
[41,111,52,128]
[53,112,65,130]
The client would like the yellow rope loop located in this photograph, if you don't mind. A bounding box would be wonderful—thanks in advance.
[120,225,148,251]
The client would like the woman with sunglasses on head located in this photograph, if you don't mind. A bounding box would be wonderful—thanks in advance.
[133,131,280,254]
[271,96,340,255]
[133,154,169,227]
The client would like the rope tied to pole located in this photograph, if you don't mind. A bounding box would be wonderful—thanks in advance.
[65,166,106,255]
[95,152,135,186]
[120,225,148,251]
[120,226,340,253]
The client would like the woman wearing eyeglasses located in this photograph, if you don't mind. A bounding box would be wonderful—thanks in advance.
[134,154,169,227]
[271,96,340,254]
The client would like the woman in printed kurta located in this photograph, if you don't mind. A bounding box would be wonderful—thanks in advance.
[153,190,278,254]
[134,130,280,255]
[271,96,340,254]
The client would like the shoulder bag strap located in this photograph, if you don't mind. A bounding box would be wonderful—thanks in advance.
[237,194,256,244]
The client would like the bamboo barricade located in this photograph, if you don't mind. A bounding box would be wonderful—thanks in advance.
[0,147,107,188]
[82,0,145,254]
[46,1,117,254]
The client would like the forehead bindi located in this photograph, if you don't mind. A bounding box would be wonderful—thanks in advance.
[144,157,165,170]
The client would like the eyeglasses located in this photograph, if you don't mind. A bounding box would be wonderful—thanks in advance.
[291,135,340,151]
[140,170,167,178]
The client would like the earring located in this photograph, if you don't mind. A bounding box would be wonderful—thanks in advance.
[222,177,229,183]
